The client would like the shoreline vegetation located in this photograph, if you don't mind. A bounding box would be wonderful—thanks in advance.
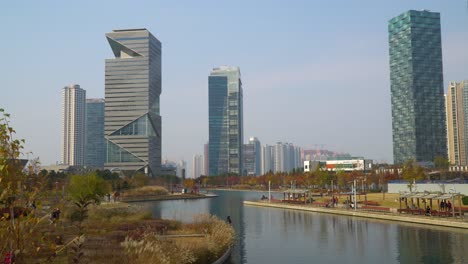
[0,110,233,264]
[121,185,216,203]
[19,200,234,263]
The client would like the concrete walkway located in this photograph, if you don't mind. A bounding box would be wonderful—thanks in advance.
[244,200,468,229]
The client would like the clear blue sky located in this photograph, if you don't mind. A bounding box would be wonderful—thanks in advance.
[1,1,467,172]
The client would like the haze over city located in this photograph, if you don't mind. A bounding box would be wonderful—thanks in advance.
[2,0,468,172]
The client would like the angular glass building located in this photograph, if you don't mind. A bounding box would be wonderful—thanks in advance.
[388,10,447,164]
[85,98,105,169]
[208,66,243,176]
[104,29,162,176]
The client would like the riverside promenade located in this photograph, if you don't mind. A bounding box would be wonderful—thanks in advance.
[244,200,468,229]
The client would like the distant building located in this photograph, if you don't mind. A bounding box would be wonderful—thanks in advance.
[104,28,162,176]
[243,144,254,176]
[446,81,468,165]
[261,145,274,175]
[303,160,320,172]
[193,154,204,178]
[61,84,86,166]
[304,158,373,172]
[85,98,105,168]
[260,142,302,174]
[208,66,243,176]
[243,137,261,176]
[204,143,209,176]
[389,10,447,164]
[176,160,186,178]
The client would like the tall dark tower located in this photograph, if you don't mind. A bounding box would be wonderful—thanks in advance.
[389,10,447,164]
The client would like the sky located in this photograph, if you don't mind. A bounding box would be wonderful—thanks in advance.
[1,0,468,176]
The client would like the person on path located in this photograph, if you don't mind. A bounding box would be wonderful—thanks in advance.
[447,201,452,211]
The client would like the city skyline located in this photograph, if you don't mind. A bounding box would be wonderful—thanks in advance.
[2,1,468,174]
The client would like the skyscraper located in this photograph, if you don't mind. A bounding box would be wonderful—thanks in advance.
[446,81,468,165]
[193,154,204,178]
[104,29,162,176]
[250,137,262,176]
[85,98,105,168]
[388,10,447,164]
[208,66,243,176]
[243,143,255,176]
[61,84,86,166]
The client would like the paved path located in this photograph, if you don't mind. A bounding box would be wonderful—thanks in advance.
[244,200,468,229]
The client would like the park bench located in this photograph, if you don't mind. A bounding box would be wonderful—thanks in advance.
[361,205,390,212]
[397,208,424,215]
[282,200,306,205]
[312,201,329,207]
[454,206,468,212]
[363,201,379,206]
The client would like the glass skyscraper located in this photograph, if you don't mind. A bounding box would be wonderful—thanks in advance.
[104,29,162,176]
[85,98,105,168]
[389,10,447,164]
[208,66,243,176]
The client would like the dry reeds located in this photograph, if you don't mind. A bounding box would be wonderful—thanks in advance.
[121,214,235,264]
[123,185,169,197]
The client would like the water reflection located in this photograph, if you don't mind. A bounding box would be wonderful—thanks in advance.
[138,190,468,264]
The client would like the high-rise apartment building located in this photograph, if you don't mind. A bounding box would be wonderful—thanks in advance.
[85,99,105,168]
[261,145,274,175]
[261,142,302,174]
[61,84,86,166]
[208,66,243,176]
[446,81,468,165]
[193,155,204,178]
[104,29,162,176]
[176,160,187,178]
[204,143,209,176]
[389,10,447,164]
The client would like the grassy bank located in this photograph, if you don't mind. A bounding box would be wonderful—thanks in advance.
[22,202,234,264]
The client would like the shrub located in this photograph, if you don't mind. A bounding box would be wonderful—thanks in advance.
[124,186,169,196]
[462,196,468,205]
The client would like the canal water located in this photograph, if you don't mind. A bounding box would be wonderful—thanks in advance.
[138,190,468,264]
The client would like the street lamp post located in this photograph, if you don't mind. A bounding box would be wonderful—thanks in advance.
[353,179,357,211]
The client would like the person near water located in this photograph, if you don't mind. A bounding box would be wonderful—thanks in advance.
[227,216,232,224]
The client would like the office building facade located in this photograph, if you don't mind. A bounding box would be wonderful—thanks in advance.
[208,66,243,176]
[85,99,105,168]
[61,84,86,166]
[447,81,468,165]
[389,10,447,164]
[104,28,162,176]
